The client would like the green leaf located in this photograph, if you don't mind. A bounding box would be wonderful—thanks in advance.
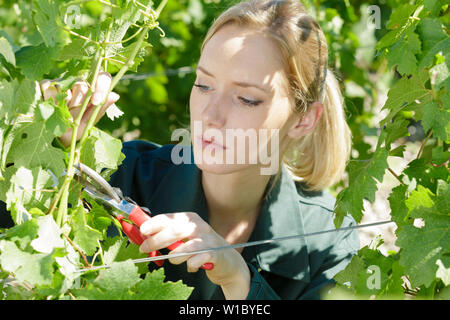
[334,148,389,227]
[0,240,55,286]
[386,30,421,75]
[38,99,72,137]
[4,119,66,177]
[58,37,96,61]
[388,184,409,227]
[333,255,365,290]
[30,215,65,254]
[0,78,41,124]
[396,183,450,288]
[418,18,447,54]
[103,236,148,275]
[73,261,193,300]
[0,166,55,223]
[5,219,39,251]
[73,260,141,299]
[386,3,417,30]
[32,0,69,47]
[422,101,450,143]
[80,127,124,173]
[0,37,16,67]
[0,79,17,123]
[134,268,193,300]
[382,118,410,151]
[418,37,450,70]
[16,44,60,80]
[71,206,103,256]
[380,71,432,127]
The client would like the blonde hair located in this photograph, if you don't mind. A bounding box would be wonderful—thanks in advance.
[200,0,352,192]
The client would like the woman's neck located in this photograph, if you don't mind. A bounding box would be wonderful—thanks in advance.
[201,166,271,241]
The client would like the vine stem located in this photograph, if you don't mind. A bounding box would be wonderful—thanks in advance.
[53,53,104,227]
[51,23,112,225]
[416,129,433,160]
[387,167,405,186]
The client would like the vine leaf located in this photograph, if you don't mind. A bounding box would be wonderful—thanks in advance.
[72,260,193,300]
[421,98,450,144]
[4,120,66,177]
[16,43,61,80]
[103,236,148,275]
[80,127,124,173]
[386,29,421,75]
[0,240,55,286]
[396,181,450,288]
[334,148,389,228]
[0,78,41,124]
[0,166,55,224]
[30,215,65,254]
[134,268,194,300]
[71,206,103,256]
[31,0,69,48]
[379,70,432,127]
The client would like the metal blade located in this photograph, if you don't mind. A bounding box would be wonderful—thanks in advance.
[74,163,121,203]
[75,220,393,273]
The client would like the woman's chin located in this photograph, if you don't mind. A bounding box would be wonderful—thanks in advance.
[193,154,252,175]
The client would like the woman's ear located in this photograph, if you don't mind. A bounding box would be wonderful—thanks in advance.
[287,102,323,139]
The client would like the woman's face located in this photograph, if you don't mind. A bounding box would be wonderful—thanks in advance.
[190,24,296,175]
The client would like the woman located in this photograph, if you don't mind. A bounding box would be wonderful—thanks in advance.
[41,0,359,299]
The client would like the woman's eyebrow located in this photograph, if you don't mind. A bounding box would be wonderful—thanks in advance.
[196,65,270,94]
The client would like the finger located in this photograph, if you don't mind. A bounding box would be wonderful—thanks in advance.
[168,238,206,265]
[91,72,112,105]
[140,214,173,236]
[65,89,72,105]
[40,79,51,96]
[186,252,214,273]
[68,81,89,110]
[94,92,120,123]
[140,227,191,253]
[40,79,58,103]
[140,212,198,236]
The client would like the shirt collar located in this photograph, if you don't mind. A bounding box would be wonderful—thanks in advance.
[148,146,311,282]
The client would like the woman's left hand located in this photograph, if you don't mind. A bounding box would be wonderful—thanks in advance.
[139,212,251,299]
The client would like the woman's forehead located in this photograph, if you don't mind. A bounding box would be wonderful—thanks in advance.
[199,25,288,92]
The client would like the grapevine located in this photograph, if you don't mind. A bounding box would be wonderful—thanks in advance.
[0,0,192,300]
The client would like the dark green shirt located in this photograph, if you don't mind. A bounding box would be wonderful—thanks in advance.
[108,140,360,300]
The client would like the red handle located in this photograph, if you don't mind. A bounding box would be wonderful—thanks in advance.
[126,206,214,270]
[117,215,164,267]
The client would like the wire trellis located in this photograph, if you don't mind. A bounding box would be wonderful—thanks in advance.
[120,66,195,81]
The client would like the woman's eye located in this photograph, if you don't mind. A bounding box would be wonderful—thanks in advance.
[239,96,262,107]
[194,83,262,107]
[194,83,210,92]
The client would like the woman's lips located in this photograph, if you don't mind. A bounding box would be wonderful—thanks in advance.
[197,135,227,150]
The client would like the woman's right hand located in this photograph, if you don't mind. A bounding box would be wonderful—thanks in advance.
[39,72,120,148]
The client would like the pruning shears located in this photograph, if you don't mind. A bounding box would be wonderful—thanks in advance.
[74,162,214,270]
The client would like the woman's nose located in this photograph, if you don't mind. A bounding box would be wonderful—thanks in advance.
[201,95,226,128]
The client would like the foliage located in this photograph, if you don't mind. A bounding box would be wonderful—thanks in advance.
[322,0,449,299]
[0,0,192,300]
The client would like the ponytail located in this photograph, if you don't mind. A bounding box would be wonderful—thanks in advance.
[283,70,352,191]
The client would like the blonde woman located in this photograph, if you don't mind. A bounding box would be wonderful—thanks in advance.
[39,0,359,299]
